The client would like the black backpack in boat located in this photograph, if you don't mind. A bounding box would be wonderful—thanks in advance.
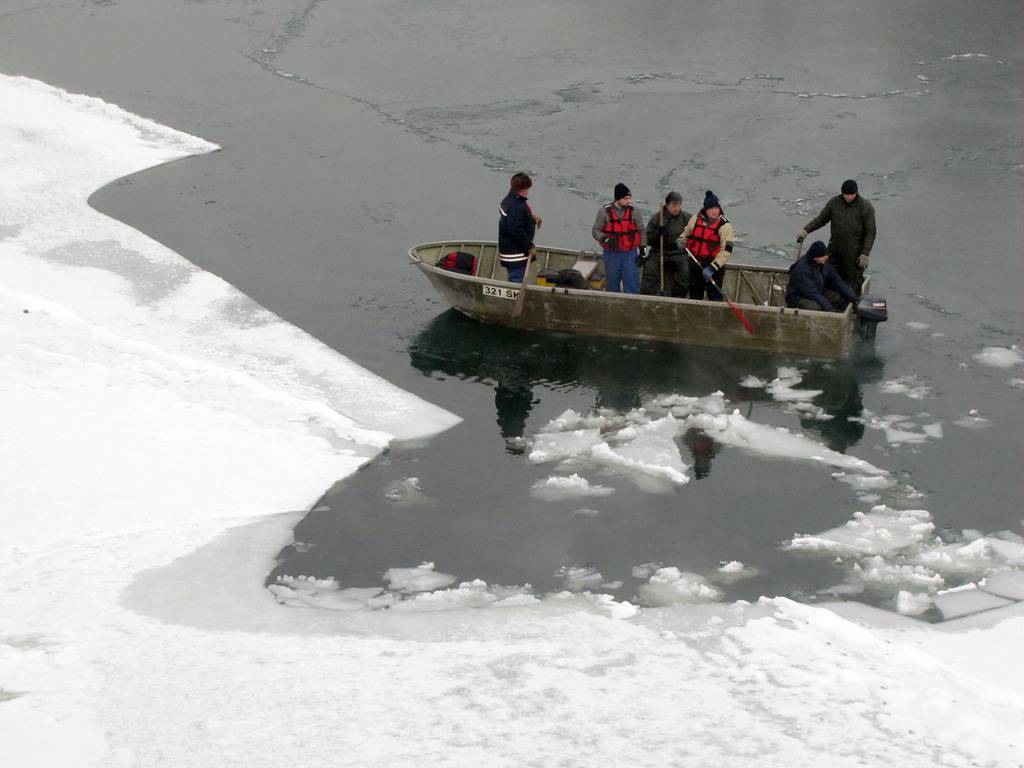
[538,268,588,290]
[436,250,478,275]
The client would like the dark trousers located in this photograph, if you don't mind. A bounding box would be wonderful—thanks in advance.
[829,254,865,297]
[687,260,725,301]
[640,252,689,297]
[791,290,848,312]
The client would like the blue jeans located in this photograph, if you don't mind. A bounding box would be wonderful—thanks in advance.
[502,258,526,283]
[604,249,640,294]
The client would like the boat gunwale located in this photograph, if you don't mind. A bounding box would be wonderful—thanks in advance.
[409,240,853,320]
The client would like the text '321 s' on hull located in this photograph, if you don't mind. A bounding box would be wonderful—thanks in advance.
[409,241,886,359]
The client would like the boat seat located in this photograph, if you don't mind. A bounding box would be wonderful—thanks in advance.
[572,259,599,280]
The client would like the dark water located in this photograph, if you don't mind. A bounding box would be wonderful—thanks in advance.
[5,0,1021,607]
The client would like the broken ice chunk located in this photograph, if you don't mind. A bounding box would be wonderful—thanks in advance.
[981,571,1024,601]
[557,565,604,592]
[933,585,1013,620]
[383,561,456,592]
[786,506,934,557]
[973,346,1022,369]
[530,473,614,501]
[637,567,723,606]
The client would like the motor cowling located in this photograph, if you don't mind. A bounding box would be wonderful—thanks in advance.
[855,295,888,339]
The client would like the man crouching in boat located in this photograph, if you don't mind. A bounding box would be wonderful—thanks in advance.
[592,183,646,293]
[498,172,538,283]
[786,240,858,312]
[678,190,734,301]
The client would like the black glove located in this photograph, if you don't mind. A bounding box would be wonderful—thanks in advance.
[636,247,648,267]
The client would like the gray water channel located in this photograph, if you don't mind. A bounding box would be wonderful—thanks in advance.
[4,0,1021,610]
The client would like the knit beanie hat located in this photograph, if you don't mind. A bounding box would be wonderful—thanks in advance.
[664,191,682,205]
[702,190,720,211]
[841,179,858,195]
[614,183,631,201]
[807,240,828,259]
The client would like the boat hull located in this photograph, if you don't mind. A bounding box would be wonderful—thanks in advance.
[411,241,857,359]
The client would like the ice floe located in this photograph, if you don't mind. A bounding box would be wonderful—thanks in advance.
[973,346,1022,369]
[787,506,934,557]
[383,561,457,592]
[879,375,934,399]
[557,565,605,591]
[528,390,885,494]
[715,561,760,583]
[953,410,993,429]
[384,476,427,504]
[860,410,943,445]
[787,506,1024,616]
[637,567,723,606]
[530,473,615,500]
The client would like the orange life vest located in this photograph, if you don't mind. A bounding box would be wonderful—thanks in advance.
[602,204,642,252]
[685,214,727,264]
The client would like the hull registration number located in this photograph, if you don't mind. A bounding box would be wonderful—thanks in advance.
[483,284,519,300]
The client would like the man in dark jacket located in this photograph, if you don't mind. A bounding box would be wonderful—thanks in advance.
[640,191,692,297]
[798,179,876,295]
[498,172,538,283]
[786,240,858,311]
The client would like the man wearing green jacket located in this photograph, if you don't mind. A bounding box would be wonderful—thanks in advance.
[798,179,876,295]
[640,191,692,297]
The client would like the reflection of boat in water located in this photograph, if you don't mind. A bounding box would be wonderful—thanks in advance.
[408,310,883,455]
[409,240,878,359]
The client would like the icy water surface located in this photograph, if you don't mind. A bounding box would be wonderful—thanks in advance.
[5,0,1021,616]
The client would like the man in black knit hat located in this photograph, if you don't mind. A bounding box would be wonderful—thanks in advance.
[786,240,857,311]
[798,179,876,296]
[592,183,646,293]
[678,190,735,301]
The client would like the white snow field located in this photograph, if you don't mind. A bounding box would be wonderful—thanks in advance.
[3,75,1024,768]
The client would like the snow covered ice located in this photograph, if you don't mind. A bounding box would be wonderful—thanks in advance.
[4,71,1024,768]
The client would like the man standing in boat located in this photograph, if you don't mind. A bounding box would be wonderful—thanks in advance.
[798,179,876,296]
[641,191,692,297]
[498,172,538,283]
[785,240,858,312]
[678,190,734,301]
[592,183,646,293]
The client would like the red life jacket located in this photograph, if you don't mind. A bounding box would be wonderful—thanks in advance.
[602,204,642,252]
[685,213,727,264]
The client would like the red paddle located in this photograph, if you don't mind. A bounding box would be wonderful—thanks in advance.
[686,249,755,335]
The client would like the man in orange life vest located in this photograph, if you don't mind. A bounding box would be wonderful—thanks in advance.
[677,190,735,301]
[592,183,647,293]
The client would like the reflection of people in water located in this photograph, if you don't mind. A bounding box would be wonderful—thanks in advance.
[683,427,717,479]
[408,310,883,455]
[797,355,883,453]
[494,379,534,442]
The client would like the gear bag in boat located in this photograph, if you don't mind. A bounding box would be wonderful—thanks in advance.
[436,250,478,275]
[536,268,588,289]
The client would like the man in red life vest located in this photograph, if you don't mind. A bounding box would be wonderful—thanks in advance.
[678,190,735,301]
[592,183,647,293]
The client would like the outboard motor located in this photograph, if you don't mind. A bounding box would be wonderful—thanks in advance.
[855,295,888,340]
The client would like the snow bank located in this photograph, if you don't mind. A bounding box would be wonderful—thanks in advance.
[0,74,456,764]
